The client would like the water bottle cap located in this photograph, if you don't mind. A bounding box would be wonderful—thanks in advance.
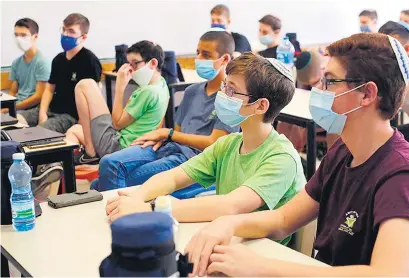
[156,196,172,210]
[284,36,289,40]
[12,153,25,160]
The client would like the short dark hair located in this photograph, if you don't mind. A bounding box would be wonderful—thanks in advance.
[259,15,281,31]
[63,13,90,34]
[402,10,409,16]
[327,33,406,120]
[359,9,378,20]
[127,40,165,71]
[200,31,235,58]
[226,52,295,123]
[14,18,39,35]
[210,4,230,18]
[379,21,409,44]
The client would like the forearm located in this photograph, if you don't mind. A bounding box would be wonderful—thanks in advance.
[16,94,41,110]
[172,195,240,223]
[112,82,125,124]
[262,259,389,277]
[39,90,53,114]
[171,131,215,151]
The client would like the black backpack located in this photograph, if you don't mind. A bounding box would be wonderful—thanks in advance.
[114,44,129,72]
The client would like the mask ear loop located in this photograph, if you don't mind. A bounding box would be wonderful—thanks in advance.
[337,83,368,115]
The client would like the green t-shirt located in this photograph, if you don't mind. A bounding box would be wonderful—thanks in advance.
[181,128,306,245]
[119,77,169,148]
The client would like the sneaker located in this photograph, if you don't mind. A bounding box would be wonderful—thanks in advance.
[74,148,100,165]
[31,163,63,194]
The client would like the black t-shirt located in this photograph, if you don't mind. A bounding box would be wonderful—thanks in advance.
[48,47,102,120]
[258,46,278,58]
[231,32,251,53]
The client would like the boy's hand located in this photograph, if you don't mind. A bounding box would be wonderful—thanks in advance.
[185,216,236,277]
[39,111,48,124]
[116,63,133,89]
[131,128,169,150]
[105,195,151,222]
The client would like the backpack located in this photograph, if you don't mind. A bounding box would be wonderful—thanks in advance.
[114,44,128,72]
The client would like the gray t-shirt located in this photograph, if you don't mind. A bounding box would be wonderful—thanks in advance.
[9,51,51,102]
[173,82,239,159]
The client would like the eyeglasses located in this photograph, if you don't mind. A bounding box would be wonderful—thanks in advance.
[319,76,363,90]
[221,81,254,98]
[130,60,145,70]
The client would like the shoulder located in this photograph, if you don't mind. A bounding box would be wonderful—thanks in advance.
[185,82,206,95]
[231,32,248,41]
[81,48,100,62]
[11,56,23,67]
[35,52,50,66]
[214,132,242,149]
[52,52,65,64]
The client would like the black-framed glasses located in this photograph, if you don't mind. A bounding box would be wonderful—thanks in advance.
[221,81,254,98]
[130,60,145,70]
[320,77,363,90]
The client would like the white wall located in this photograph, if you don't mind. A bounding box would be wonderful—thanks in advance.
[1,0,407,67]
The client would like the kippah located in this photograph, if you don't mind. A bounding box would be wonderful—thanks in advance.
[388,35,409,84]
[266,58,294,83]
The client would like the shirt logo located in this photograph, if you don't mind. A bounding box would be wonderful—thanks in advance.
[71,72,77,81]
[209,110,217,120]
[338,211,359,236]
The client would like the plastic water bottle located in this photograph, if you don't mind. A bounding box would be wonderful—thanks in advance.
[277,36,295,68]
[8,153,35,232]
[156,196,179,237]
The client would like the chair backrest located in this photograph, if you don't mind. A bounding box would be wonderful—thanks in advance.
[165,82,194,128]
[293,218,317,256]
[161,51,178,85]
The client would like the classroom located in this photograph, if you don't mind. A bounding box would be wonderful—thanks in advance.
[1,0,409,276]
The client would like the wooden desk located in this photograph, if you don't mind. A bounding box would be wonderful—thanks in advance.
[1,189,326,277]
[277,89,317,180]
[0,92,17,117]
[24,139,79,193]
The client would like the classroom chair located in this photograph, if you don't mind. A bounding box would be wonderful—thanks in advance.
[291,219,317,257]
[165,82,194,128]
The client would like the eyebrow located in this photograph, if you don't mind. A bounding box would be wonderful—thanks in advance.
[227,80,238,89]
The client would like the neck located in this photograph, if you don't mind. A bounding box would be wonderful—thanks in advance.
[206,71,226,96]
[66,44,83,60]
[149,71,161,84]
[341,114,393,167]
[268,41,279,48]
[24,46,37,60]
[240,117,273,154]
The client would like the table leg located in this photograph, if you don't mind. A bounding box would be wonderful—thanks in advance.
[306,121,317,180]
[105,75,113,112]
[61,149,76,193]
[9,102,17,118]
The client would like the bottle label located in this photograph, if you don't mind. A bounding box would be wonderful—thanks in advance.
[12,202,35,221]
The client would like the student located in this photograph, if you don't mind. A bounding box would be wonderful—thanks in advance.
[400,10,409,25]
[91,30,239,190]
[7,18,50,112]
[18,13,102,134]
[210,4,251,54]
[379,20,409,141]
[184,33,409,277]
[359,9,378,33]
[105,54,306,249]
[66,41,169,164]
[257,15,282,58]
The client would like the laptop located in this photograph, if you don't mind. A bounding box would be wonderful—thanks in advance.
[3,126,65,146]
[0,114,18,126]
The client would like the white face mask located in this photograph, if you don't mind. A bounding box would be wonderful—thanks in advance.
[131,61,154,87]
[15,36,32,52]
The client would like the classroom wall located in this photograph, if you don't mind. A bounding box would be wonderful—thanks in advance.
[1,0,407,67]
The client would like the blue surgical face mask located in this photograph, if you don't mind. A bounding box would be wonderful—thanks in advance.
[259,34,274,46]
[215,92,257,127]
[195,57,223,80]
[61,34,80,51]
[360,25,371,33]
[309,84,366,135]
[211,23,226,30]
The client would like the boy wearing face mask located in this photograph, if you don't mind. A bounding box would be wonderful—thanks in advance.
[66,41,169,165]
[6,18,50,112]
[105,54,306,243]
[90,30,239,190]
[359,9,378,33]
[257,15,282,58]
[18,13,102,134]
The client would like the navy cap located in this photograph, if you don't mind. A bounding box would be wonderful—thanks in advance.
[111,212,173,248]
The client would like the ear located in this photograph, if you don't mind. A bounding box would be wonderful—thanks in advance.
[360,81,378,107]
[222,54,231,65]
[254,98,270,115]
[404,43,409,54]
[81,34,88,41]
[150,58,158,70]
[33,34,39,40]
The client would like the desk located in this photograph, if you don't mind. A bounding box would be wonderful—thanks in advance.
[1,189,326,277]
[0,92,17,117]
[277,89,316,180]
[24,140,79,194]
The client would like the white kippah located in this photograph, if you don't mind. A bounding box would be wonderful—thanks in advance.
[388,35,409,85]
[265,58,295,83]
[208,27,226,32]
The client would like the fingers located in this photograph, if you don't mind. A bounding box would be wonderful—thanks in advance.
[152,141,163,151]
[190,236,206,277]
[185,235,198,262]
[209,253,224,263]
[105,198,120,215]
[207,262,229,276]
[108,207,120,222]
[213,245,229,254]
[141,140,157,148]
[117,190,130,197]
[198,240,217,276]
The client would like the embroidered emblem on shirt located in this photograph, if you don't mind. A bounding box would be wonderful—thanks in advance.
[209,110,217,120]
[338,211,359,236]
[71,72,77,81]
